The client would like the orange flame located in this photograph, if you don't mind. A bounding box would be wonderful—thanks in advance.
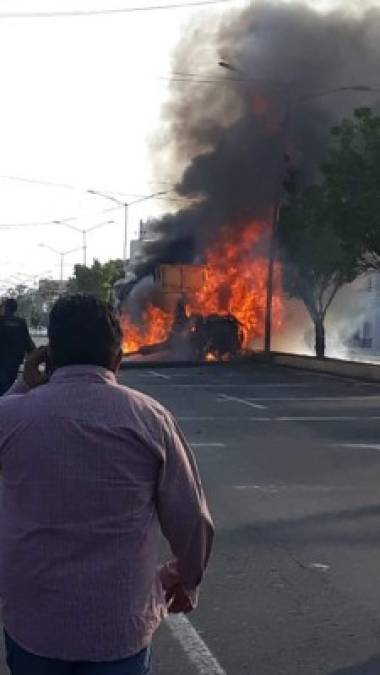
[122,223,283,355]
[121,305,173,354]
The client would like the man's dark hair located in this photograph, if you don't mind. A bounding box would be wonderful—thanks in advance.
[48,294,122,369]
[4,298,17,315]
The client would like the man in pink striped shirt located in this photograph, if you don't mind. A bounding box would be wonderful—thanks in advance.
[0,294,214,675]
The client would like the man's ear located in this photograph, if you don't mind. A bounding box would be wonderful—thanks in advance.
[112,348,123,373]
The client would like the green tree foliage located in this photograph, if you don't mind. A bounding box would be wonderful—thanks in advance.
[279,185,359,358]
[68,259,124,302]
[5,286,46,329]
[278,107,380,358]
[322,107,380,268]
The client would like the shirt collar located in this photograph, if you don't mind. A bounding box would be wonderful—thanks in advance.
[50,365,117,385]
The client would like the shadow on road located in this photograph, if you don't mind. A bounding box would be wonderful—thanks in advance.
[331,655,380,674]
[217,503,380,549]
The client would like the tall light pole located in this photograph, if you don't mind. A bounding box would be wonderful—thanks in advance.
[218,62,380,352]
[39,243,83,287]
[53,219,115,267]
[87,189,169,273]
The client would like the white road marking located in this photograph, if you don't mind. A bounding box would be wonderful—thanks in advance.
[333,443,380,451]
[246,396,380,402]
[276,416,380,422]
[234,483,350,493]
[309,563,330,572]
[148,370,171,380]
[178,415,380,422]
[218,393,267,410]
[167,614,227,675]
[142,383,321,388]
[234,484,280,493]
[191,442,226,448]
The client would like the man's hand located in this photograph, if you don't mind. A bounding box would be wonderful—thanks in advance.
[24,347,50,389]
[165,584,194,614]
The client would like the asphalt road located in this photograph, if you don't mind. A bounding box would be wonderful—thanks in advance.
[121,363,380,675]
[3,362,380,674]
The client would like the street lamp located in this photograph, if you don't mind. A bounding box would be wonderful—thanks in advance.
[53,219,115,267]
[87,189,169,272]
[218,62,380,352]
[38,243,83,285]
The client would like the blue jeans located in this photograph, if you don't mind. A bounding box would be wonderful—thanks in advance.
[4,632,152,675]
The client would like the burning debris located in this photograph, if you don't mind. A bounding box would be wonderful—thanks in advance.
[122,223,283,360]
[121,1,380,359]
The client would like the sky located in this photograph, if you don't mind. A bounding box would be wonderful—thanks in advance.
[0,0,367,288]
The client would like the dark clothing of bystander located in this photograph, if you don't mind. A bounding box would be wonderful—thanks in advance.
[0,315,35,394]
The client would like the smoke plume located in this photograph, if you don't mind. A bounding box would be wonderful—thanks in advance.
[134,0,380,277]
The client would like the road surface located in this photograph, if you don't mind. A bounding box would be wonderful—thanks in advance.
[3,362,380,674]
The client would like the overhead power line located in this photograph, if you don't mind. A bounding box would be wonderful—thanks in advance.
[0,0,236,19]
[0,205,120,228]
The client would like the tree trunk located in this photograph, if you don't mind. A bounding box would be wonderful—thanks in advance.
[314,315,326,359]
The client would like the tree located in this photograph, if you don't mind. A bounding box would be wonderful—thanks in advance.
[4,286,46,328]
[69,259,124,302]
[322,107,380,269]
[278,184,360,358]
[278,107,380,358]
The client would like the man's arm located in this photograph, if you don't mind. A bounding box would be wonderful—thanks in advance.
[4,347,49,396]
[157,412,214,612]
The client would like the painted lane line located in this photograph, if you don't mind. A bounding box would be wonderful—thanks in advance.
[333,443,380,451]
[178,416,272,421]
[218,393,267,410]
[309,563,330,572]
[141,383,321,388]
[233,483,351,493]
[148,370,171,380]
[234,484,280,493]
[167,614,227,675]
[245,396,380,402]
[275,416,380,422]
[178,415,380,422]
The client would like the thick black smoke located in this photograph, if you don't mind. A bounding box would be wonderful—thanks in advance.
[134,0,380,277]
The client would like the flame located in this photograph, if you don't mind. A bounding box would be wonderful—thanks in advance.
[189,223,283,347]
[121,305,173,354]
[122,223,283,355]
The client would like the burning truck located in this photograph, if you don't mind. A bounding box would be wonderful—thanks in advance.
[120,264,245,361]
[119,224,283,362]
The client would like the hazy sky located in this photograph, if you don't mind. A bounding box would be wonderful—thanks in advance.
[0,0,366,287]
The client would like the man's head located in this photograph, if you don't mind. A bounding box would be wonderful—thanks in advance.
[48,294,123,371]
[3,298,18,316]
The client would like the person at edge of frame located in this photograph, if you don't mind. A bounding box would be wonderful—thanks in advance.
[0,297,35,395]
[0,293,214,675]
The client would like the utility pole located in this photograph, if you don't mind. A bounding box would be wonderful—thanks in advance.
[123,203,128,266]
[264,105,290,354]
